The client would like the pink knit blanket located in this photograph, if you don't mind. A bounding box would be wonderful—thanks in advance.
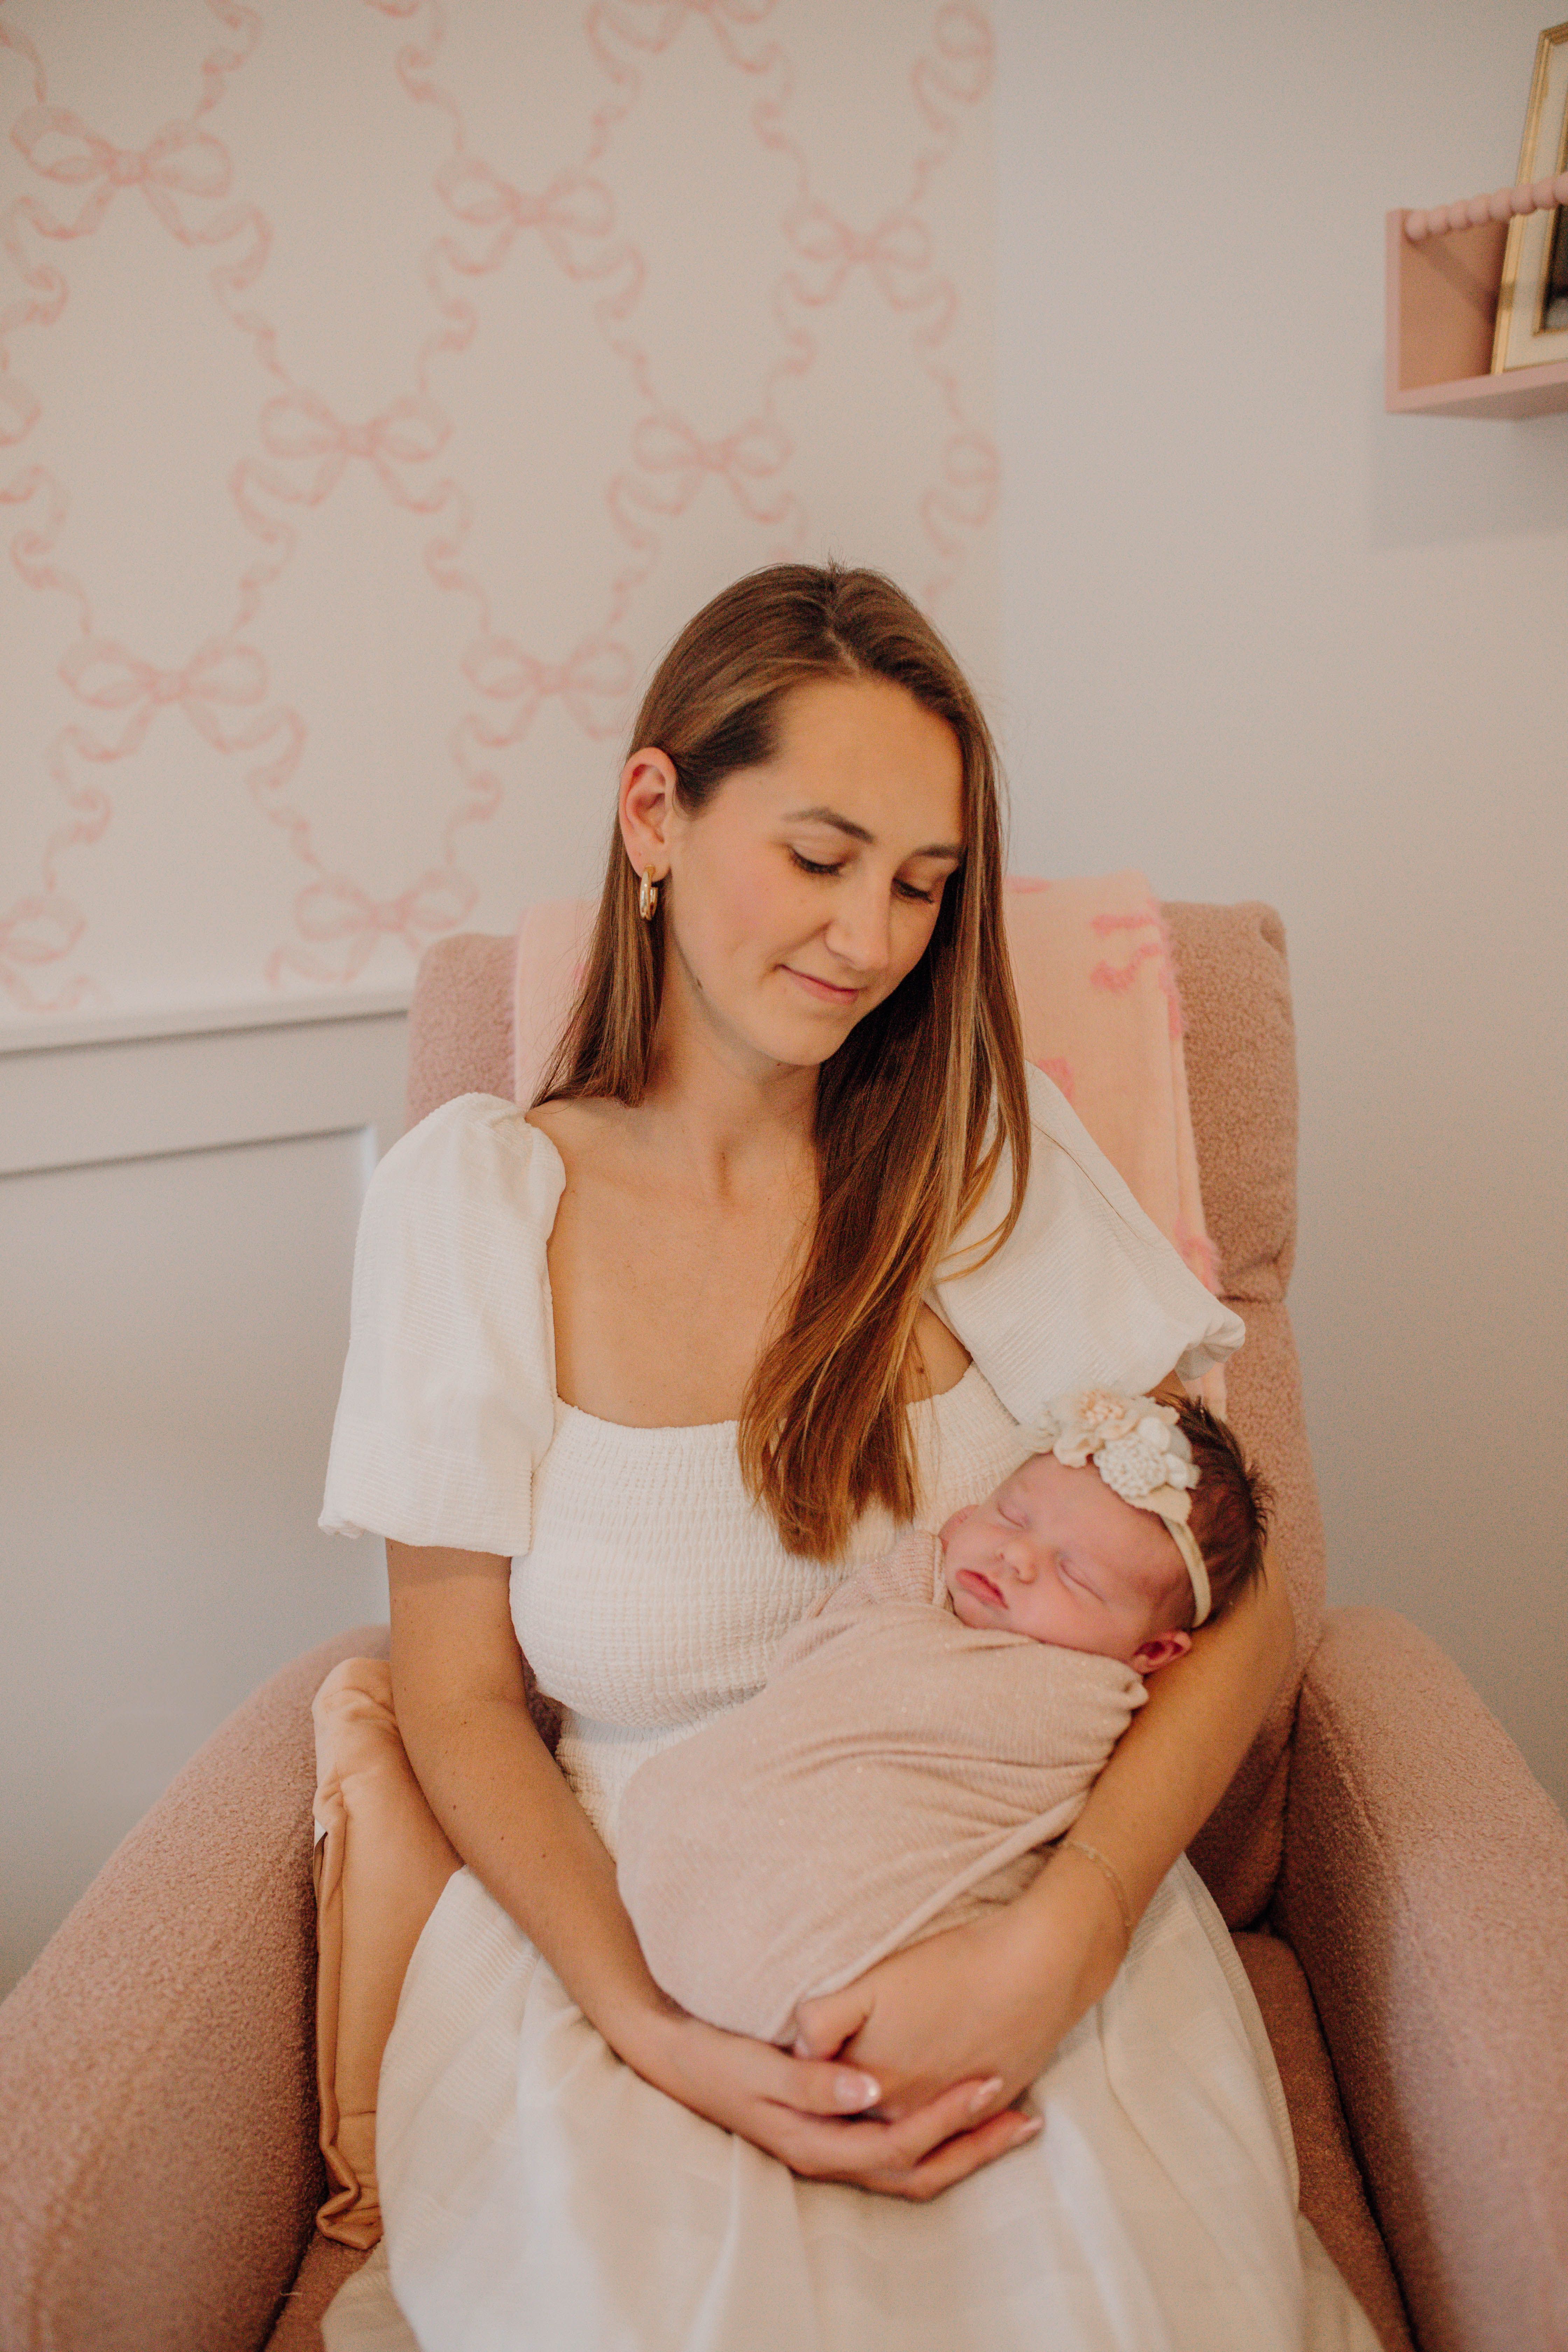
[513,872,1220,1304]
[615,1530,1146,2044]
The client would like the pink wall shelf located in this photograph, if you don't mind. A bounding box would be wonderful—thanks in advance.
[1385,210,1568,418]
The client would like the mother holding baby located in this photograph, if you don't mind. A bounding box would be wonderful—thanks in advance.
[320,564,1374,2349]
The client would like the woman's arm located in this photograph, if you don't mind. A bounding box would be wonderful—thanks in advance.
[388,1539,668,2031]
[1065,1543,1294,1916]
[388,1540,1041,2197]
[792,1549,1294,2116]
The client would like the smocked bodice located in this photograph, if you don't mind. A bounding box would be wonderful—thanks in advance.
[511,1365,1032,1844]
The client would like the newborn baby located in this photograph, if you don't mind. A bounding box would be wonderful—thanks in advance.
[616,1390,1270,2045]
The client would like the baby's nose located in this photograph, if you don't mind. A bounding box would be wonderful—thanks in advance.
[1000,1538,1036,1579]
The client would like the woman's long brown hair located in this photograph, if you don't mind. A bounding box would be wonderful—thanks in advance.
[536,563,1030,1558]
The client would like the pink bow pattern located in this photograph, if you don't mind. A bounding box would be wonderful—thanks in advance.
[59,638,270,756]
[463,636,634,741]
[253,391,451,509]
[267,868,478,988]
[4,0,996,1008]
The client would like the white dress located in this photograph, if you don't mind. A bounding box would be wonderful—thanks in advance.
[319,1083,1377,2352]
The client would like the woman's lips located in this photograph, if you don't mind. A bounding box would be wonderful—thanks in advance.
[780,964,859,1006]
[956,1568,1005,1610]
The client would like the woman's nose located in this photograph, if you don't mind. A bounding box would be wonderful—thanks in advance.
[824,876,893,975]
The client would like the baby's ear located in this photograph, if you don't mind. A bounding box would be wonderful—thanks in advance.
[1130,1628,1193,1676]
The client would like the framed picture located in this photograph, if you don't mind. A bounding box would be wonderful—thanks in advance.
[1493,20,1568,371]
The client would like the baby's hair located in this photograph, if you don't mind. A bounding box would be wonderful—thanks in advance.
[1171,1401,1273,1627]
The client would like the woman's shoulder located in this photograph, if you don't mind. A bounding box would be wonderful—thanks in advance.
[943,1062,1140,1260]
[322,1093,562,1551]
[962,1061,1184,1250]
[367,1091,566,1242]
[931,1063,1244,1409]
[382,1088,559,1176]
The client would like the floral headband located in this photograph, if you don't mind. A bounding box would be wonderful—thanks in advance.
[1023,1388,1210,1628]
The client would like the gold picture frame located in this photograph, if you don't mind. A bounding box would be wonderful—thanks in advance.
[1493,20,1568,371]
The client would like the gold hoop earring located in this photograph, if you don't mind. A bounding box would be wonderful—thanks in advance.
[638,870,659,922]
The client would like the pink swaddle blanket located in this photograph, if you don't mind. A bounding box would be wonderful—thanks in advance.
[615,1530,1146,2045]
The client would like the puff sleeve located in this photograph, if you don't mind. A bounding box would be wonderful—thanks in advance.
[932,1063,1244,1416]
[319,1093,564,1555]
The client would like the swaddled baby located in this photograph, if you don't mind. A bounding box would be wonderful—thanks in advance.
[616,1390,1270,2045]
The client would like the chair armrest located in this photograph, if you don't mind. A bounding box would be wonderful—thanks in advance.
[1279,1606,1568,2352]
[0,1623,388,2352]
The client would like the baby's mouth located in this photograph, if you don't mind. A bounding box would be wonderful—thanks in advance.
[955,1568,1004,1610]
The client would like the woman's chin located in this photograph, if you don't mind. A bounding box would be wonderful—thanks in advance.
[736,997,863,1072]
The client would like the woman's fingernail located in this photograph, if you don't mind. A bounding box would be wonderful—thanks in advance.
[836,2073,880,2110]
[967,2076,1005,2116]
[1012,2115,1043,2141]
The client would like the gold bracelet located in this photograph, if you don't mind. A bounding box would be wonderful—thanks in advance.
[1060,1837,1134,1951]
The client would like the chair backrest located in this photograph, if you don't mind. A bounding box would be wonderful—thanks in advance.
[1163,902,1320,1924]
[405,901,1316,1927]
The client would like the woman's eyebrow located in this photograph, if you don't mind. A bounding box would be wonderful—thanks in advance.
[780,804,964,859]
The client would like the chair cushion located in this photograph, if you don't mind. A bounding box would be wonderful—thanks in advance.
[1163,901,1298,1304]
[1233,1930,1414,2352]
[1166,904,1324,1926]
[405,932,516,1129]
[264,2233,370,2350]
[1187,1292,1325,1923]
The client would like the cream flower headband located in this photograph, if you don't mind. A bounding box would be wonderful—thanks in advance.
[1023,1388,1210,1628]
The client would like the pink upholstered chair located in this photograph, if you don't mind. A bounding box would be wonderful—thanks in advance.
[2,906,1564,2352]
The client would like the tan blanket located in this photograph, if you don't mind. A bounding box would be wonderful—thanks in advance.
[615,1532,1147,2044]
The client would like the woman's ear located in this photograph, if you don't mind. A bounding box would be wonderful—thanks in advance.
[619,746,679,881]
[1129,1628,1193,1676]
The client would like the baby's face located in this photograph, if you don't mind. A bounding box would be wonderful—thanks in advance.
[940,1452,1192,1673]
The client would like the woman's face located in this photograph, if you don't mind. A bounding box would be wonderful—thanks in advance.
[646,675,966,1077]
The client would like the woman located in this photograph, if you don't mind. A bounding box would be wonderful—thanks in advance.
[321,565,1373,2350]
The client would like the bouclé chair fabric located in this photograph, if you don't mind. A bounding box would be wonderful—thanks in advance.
[0,1623,387,2352]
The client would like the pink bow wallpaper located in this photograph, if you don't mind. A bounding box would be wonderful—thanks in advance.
[0,0,997,1021]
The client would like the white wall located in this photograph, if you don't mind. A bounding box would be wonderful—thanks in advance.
[995,0,1568,1814]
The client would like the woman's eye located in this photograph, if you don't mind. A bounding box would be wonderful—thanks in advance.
[895,879,937,904]
[788,849,842,878]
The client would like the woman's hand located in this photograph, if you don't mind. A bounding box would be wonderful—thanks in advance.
[620,1996,1041,2201]
[791,1843,1128,2127]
